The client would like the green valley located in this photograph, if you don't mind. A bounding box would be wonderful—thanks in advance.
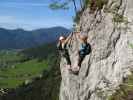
[0,59,47,88]
[0,43,57,89]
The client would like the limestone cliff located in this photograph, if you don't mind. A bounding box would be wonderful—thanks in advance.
[59,0,133,100]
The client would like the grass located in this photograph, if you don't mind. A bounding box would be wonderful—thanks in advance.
[108,73,133,100]
[128,43,133,49]
[85,0,108,10]
[0,59,48,88]
[0,50,24,62]
[0,43,60,100]
[112,13,128,23]
[0,59,47,77]
[0,79,24,89]
[0,43,57,89]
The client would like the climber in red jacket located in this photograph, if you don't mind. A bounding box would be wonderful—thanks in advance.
[73,31,91,73]
[57,33,72,70]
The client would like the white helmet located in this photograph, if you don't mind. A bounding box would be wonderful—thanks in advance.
[59,36,65,41]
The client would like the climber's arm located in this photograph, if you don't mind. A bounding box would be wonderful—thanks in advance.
[64,32,73,44]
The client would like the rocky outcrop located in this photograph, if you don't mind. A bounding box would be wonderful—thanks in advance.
[59,0,133,100]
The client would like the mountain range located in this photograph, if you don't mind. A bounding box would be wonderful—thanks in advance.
[0,26,70,49]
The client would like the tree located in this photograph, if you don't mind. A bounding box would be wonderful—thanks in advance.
[80,0,83,9]
[49,0,86,24]
[49,0,82,13]
[72,0,77,13]
[49,1,69,10]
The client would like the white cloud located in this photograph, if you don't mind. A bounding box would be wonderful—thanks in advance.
[0,2,49,8]
[0,15,72,30]
[0,15,34,24]
[0,15,16,23]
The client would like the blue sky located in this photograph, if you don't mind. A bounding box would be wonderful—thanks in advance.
[0,0,77,30]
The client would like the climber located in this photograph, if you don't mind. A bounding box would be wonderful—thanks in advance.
[57,33,72,70]
[73,31,91,73]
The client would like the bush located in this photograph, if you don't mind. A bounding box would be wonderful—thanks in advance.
[85,0,108,11]
[113,13,128,23]
[113,13,124,23]
[108,73,133,100]
[73,10,83,23]
[96,0,108,10]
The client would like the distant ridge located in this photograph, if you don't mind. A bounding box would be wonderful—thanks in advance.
[0,26,70,49]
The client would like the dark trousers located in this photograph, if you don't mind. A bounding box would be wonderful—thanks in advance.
[78,52,85,67]
[61,50,71,65]
[64,51,71,65]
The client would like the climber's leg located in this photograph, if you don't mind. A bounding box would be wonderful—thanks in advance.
[78,54,85,67]
[65,53,71,65]
[64,51,71,70]
[72,52,85,74]
[72,52,80,72]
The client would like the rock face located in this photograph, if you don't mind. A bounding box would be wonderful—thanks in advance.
[59,0,133,100]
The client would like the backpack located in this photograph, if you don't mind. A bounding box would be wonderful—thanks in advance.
[80,43,91,55]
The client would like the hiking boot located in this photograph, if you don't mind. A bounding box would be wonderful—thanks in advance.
[71,66,80,75]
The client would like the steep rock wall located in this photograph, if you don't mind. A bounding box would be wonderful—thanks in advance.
[59,0,133,100]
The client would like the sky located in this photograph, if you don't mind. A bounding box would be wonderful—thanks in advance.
[0,0,77,30]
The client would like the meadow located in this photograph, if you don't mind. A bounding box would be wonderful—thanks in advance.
[0,50,49,88]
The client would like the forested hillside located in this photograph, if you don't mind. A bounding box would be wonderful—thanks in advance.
[0,27,70,49]
[0,42,60,98]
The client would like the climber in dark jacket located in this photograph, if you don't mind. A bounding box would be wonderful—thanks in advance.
[57,33,72,70]
[73,32,91,72]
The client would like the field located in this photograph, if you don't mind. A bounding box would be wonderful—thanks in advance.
[0,50,48,88]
